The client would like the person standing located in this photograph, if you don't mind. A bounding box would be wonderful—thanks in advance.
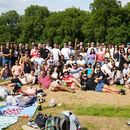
[2,43,11,67]
[51,44,60,65]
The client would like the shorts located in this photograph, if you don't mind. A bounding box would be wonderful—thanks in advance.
[11,78,23,85]
[13,83,22,93]
[95,82,105,92]
[15,83,22,88]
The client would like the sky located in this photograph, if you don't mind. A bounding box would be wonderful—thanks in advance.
[0,0,129,15]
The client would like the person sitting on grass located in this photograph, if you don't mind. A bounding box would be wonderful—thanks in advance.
[49,79,75,93]
[80,73,126,95]
[38,69,52,89]
[0,63,12,80]
[61,71,81,90]
[11,60,23,78]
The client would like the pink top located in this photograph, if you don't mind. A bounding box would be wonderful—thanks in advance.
[30,49,38,58]
[38,76,52,89]
[97,50,105,62]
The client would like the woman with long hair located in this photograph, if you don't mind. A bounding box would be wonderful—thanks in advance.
[87,48,96,66]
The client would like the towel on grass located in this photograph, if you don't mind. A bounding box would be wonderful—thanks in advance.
[0,116,18,130]
[0,104,37,117]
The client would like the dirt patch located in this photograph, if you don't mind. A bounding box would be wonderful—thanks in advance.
[43,89,130,107]
[78,116,129,130]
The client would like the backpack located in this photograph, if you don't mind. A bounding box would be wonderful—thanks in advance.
[45,116,57,130]
[55,114,70,130]
[35,113,48,128]
[45,114,70,130]
[35,111,80,130]
[61,111,81,130]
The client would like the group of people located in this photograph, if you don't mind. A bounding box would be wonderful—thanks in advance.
[0,41,130,95]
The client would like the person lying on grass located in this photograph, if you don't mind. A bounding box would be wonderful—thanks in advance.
[80,73,126,95]
[49,79,75,93]
[7,69,36,94]
[49,71,81,92]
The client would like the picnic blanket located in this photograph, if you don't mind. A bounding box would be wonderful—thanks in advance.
[0,104,38,117]
[0,116,18,130]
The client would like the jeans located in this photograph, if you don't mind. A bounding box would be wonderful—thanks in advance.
[2,58,11,67]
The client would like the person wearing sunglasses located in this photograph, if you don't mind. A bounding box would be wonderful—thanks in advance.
[62,71,81,90]
[80,74,96,91]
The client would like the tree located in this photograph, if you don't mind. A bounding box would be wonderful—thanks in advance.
[44,8,90,45]
[82,0,123,44]
[18,5,50,43]
[0,10,20,42]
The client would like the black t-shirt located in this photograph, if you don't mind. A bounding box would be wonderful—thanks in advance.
[94,71,105,78]
[19,48,25,55]
[24,63,31,74]
[25,48,31,55]
[3,48,10,59]
[81,78,97,90]
[40,48,49,59]
[113,52,120,61]
[94,71,108,83]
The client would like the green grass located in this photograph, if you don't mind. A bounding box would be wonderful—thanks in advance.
[43,104,130,117]
[116,85,125,89]
[4,104,130,130]
[75,105,130,117]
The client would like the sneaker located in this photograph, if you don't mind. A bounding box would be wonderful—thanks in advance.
[120,89,126,95]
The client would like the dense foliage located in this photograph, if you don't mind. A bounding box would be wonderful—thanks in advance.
[0,0,130,45]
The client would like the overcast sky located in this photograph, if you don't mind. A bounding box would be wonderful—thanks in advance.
[0,0,129,15]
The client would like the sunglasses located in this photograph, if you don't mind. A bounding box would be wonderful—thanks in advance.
[64,73,68,75]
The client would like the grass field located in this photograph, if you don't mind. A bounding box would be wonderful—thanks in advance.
[2,86,130,130]
[5,104,130,130]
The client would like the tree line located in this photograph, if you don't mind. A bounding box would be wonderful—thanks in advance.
[0,0,130,45]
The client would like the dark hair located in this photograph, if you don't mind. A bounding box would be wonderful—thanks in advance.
[88,63,92,66]
[31,69,35,72]
[120,48,125,54]
[127,47,130,56]
[63,71,69,75]
[90,48,95,54]
[34,44,38,47]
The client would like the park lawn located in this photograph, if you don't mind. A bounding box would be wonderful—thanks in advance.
[3,85,130,130]
[5,104,130,130]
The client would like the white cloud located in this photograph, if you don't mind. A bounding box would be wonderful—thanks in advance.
[121,0,130,5]
[0,0,129,15]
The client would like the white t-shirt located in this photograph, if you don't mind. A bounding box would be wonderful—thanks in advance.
[123,68,130,77]
[87,47,97,54]
[19,74,35,85]
[77,59,86,66]
[110,48,114,58]
[61,47,70,60]
[51,48,60,61]
[101,63,111,75]
[34,57,44,65]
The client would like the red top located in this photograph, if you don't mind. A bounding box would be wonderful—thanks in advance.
[62,75,73,87]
